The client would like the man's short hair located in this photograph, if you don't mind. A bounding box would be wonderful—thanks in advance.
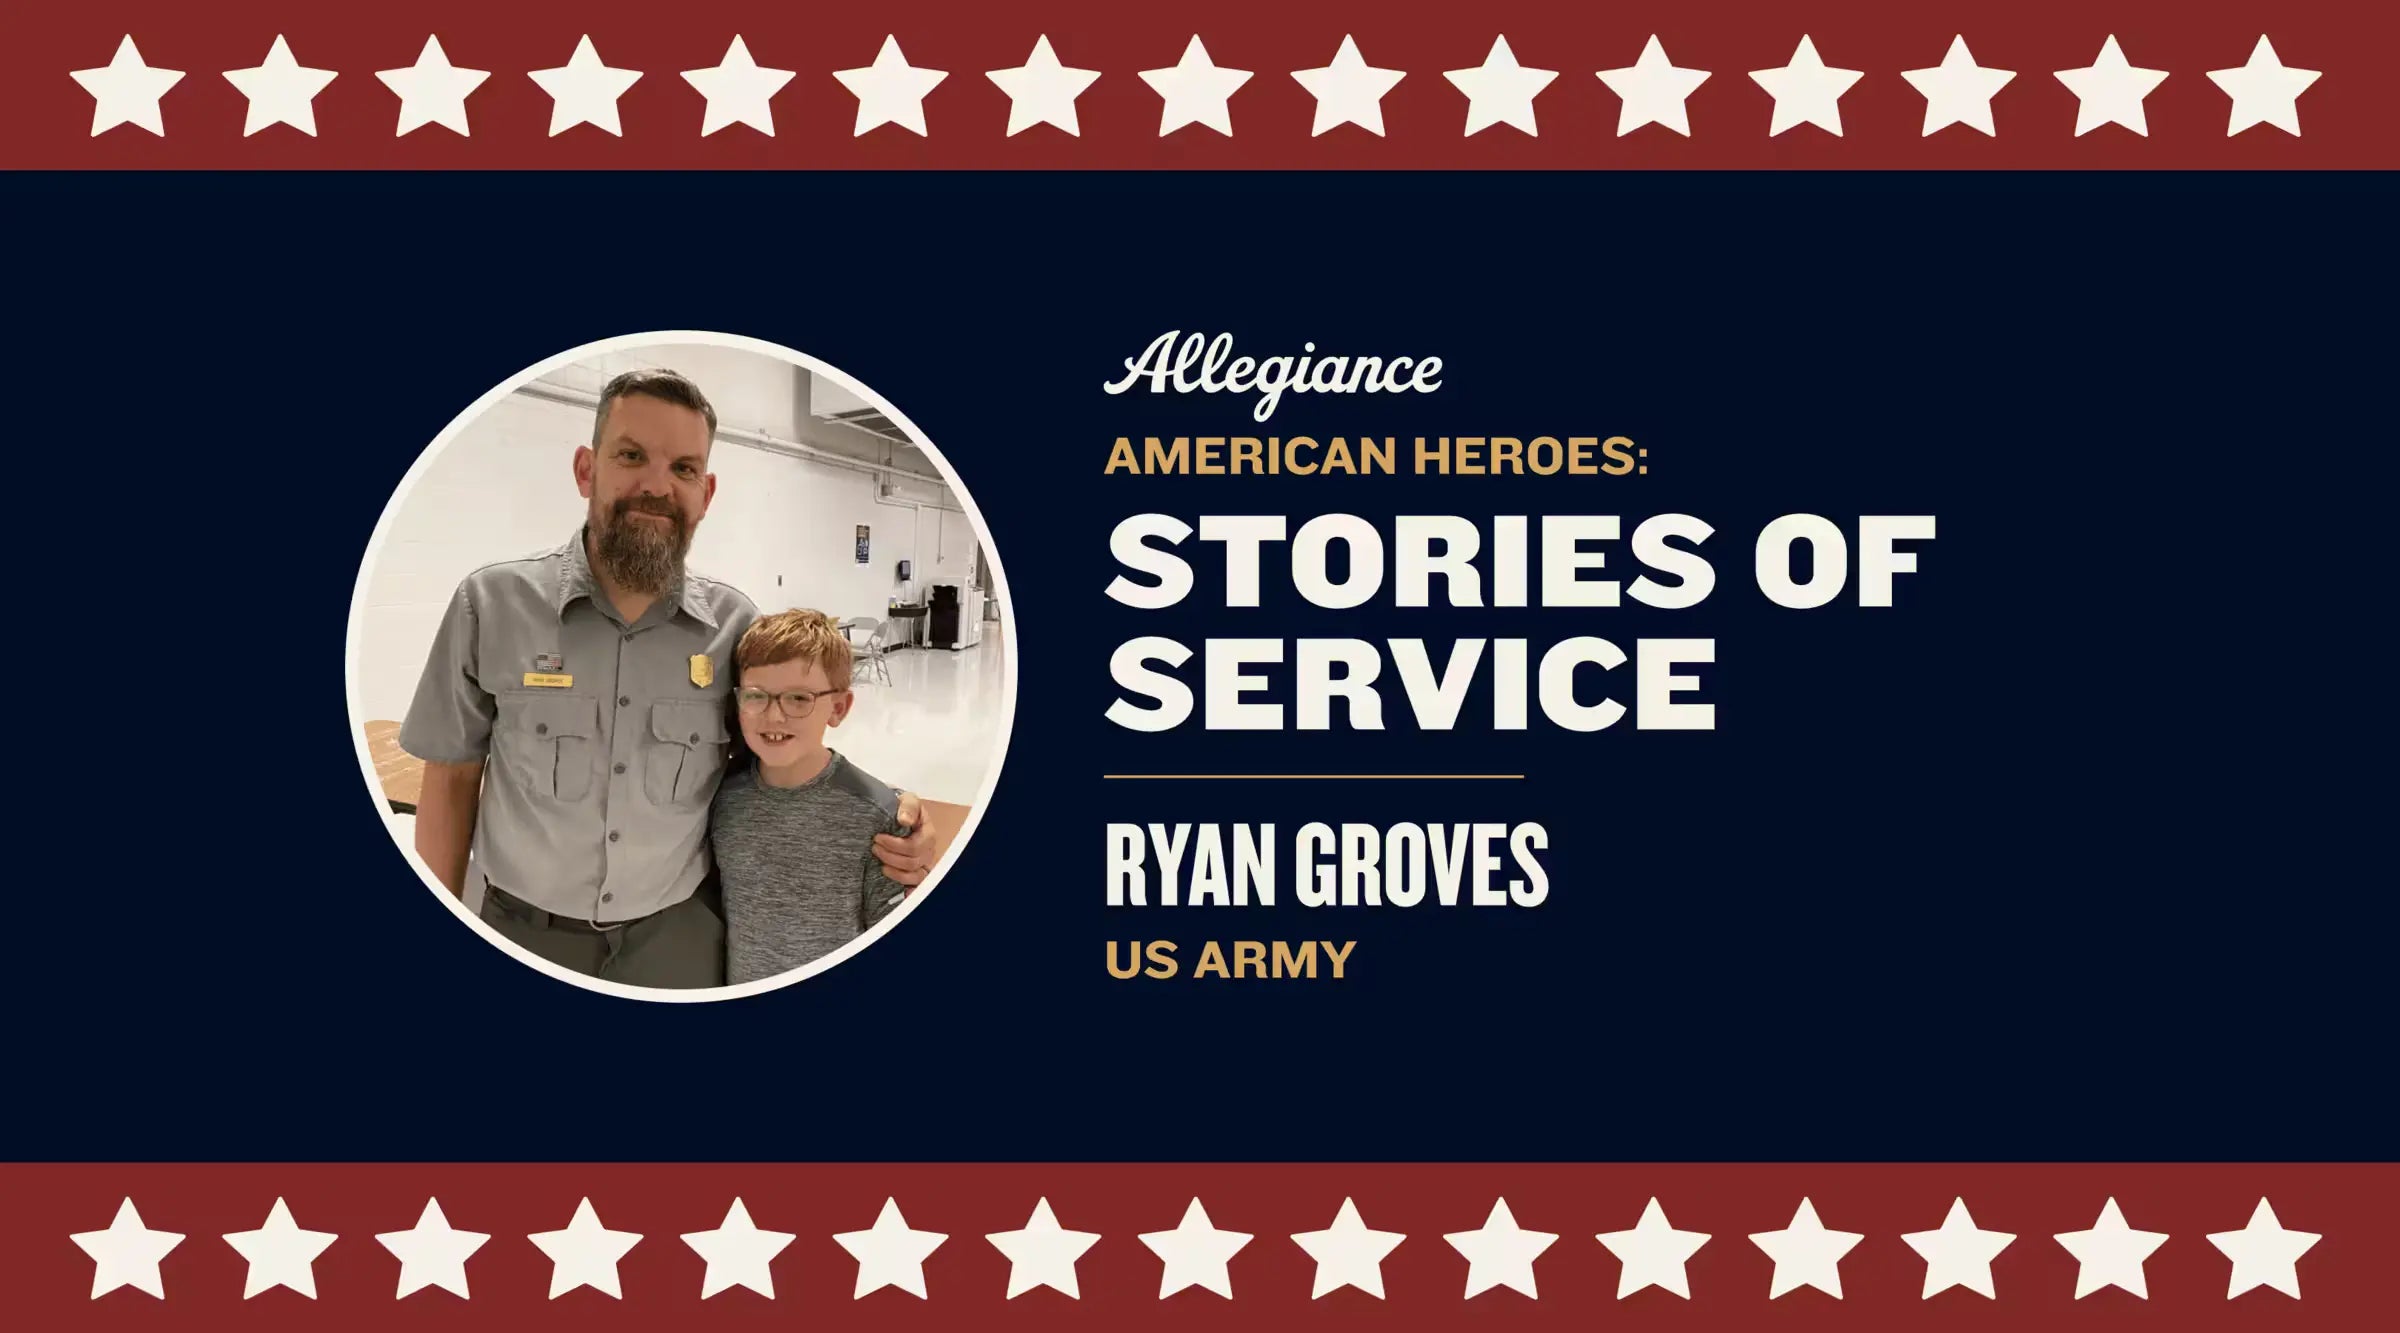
[737,610,856,692]
[593,367,719,448]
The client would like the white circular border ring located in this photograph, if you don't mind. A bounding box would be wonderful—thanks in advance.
[343,329,1020,1002]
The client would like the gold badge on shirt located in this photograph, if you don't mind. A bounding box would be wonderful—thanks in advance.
[690,654,715,688]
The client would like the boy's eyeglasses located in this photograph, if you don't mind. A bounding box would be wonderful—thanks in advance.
[736,687,829,718]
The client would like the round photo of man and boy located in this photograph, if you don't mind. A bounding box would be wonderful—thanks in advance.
[349,335,1011,997]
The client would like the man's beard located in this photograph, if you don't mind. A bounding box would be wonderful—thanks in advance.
[594,495,691,595]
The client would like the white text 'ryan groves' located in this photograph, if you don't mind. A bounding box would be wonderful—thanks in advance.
[1107,822,1549,908]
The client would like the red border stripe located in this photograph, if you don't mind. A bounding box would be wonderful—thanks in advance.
[7,1,2393,169]
[7,1162,2393,1329]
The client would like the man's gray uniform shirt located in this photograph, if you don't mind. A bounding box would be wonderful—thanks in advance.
[400,530,757,922]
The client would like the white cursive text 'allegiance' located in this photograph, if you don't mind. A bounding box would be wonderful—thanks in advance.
[1102,331,1444,423]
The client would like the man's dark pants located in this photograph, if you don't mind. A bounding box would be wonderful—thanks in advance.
[478,876,726,989]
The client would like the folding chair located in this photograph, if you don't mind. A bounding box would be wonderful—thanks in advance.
[855,618,897,685]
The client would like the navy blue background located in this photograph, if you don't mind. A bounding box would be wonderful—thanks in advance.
[6,172,2391,1159]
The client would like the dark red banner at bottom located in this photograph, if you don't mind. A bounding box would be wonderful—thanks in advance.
[5,1163,2387,1330]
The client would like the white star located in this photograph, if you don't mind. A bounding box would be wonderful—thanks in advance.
[2055,36,2169,137]
[1902,1197,2015,1299]
[1749,35,1862,137]
[1290,1197,1406,1299]
[1596,36,1711,137]
[375,37,488,137]
[833,36,947,138]
[375,1197,488,1299]
[1140,36,1252,137]
[528,36,642,138]
[2208,37,2321,137]
[1595,1198,1710,1299]
[1291,35,1406,137]
[70,36,184,137]
[1139,1197,1252,1299]
[986,35,1100,137]
[681,36,794,137]
[1902,36,2016,137]
[1748,1197,1863,1299]
[1443,1197,1556,1299]
[832,1198,946,1300]
[70,1198,183,1299]
[527,1198,642,1300]
[985,1197,1101,1299]
[1442,36,1557,137]
[681,1198,794,1299]
[220,1198,338,1300]
[2053,1198,2168,1299]
[2207,1197,2320,1299]
[222,36,337,138]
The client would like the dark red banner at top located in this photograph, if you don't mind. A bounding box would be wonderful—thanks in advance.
[5,0,2393,169]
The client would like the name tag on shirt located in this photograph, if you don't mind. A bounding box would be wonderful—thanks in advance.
[522,672,574,688]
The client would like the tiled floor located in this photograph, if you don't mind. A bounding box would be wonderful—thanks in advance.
[832,621,1013,806]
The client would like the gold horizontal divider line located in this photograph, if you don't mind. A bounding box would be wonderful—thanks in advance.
[1102,773,1526,780]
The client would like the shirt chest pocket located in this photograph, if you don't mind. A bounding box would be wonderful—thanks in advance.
[645,699,731,806]
[495,694,599,802]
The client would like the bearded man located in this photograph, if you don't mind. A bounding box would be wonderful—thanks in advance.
[400,366,941,988]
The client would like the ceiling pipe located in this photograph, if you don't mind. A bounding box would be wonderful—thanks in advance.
[515,377,964,512]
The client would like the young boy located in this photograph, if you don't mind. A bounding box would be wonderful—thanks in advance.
[712,609,909,984]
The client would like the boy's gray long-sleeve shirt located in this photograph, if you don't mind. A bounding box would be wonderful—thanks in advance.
[711,752,907,984]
